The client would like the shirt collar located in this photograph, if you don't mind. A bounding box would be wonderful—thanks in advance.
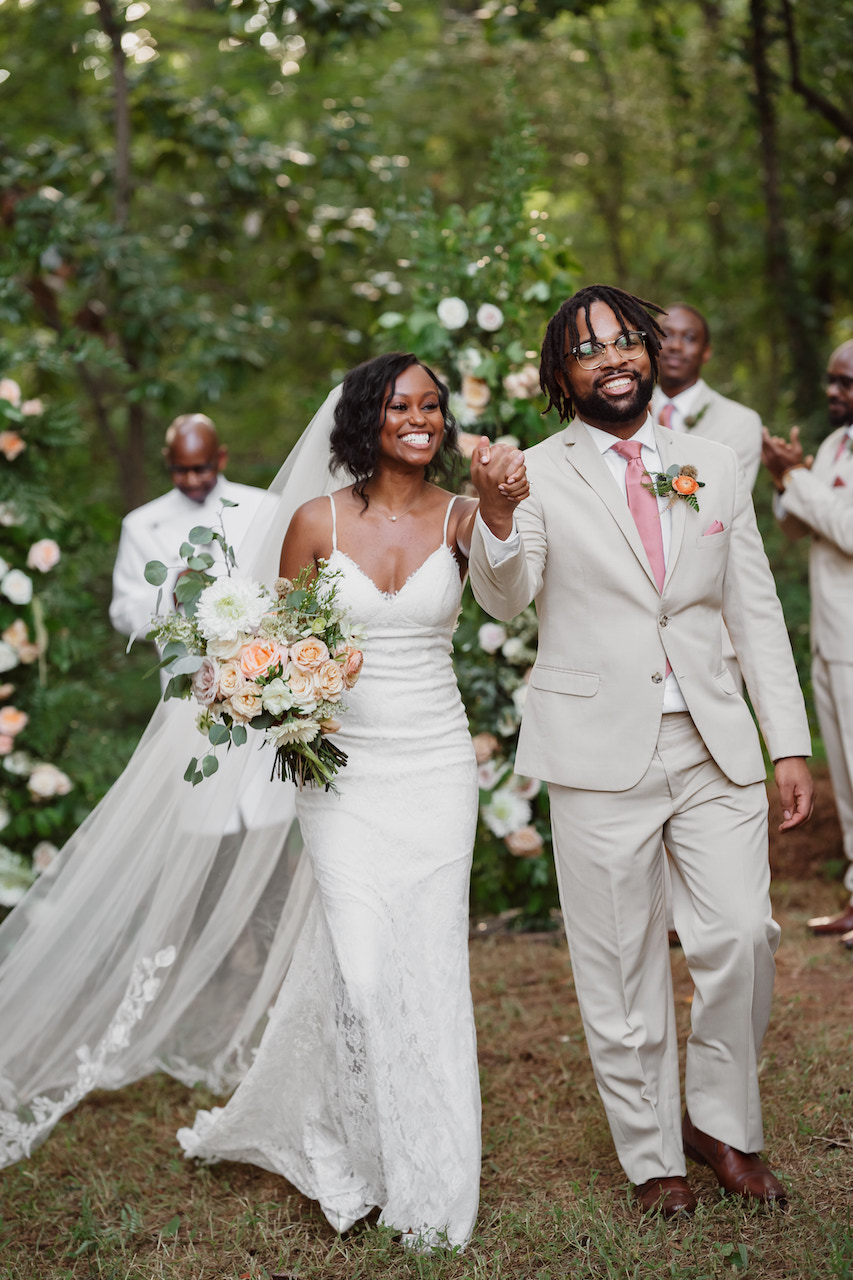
[580,414,659,456]
[660,378,707,414]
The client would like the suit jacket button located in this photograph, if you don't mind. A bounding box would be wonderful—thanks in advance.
[659,615,668,627]
[651,672,664,683]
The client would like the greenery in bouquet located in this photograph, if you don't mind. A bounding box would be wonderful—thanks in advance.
[144,513,364,790]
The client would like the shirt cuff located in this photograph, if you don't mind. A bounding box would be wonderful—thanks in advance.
[475,511,521,567]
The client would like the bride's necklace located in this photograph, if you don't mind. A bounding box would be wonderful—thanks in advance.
[371,489,428,522]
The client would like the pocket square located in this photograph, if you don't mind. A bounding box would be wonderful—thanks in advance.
[833,476,847,488]
[702,520,725,536]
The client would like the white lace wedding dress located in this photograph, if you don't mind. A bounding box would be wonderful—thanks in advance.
[178,494,481,1250]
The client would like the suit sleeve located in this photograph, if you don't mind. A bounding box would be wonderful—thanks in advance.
[721,461,811,760]
[469,488,548,622]
[109,518,160,638]
[777,466,853,557]
[734,405,763,491]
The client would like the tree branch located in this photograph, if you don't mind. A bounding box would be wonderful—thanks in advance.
[779,0,853,138]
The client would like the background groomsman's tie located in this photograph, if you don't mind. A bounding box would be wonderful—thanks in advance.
[610,439,666,591]
[658,403,674,429]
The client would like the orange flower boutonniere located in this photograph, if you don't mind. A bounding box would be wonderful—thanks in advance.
[643,463,705,513]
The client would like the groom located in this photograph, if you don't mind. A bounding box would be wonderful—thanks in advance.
[469,284,813,1217]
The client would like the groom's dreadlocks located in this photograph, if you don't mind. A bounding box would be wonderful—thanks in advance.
[539,285,667,423]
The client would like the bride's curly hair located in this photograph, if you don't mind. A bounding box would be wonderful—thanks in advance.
[330,352,460,507]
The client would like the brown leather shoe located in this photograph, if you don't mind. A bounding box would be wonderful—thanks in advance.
[634,1176,697,1219]
[841,929,853,950]
[808,905,853,935]
[682,1113,789,1208]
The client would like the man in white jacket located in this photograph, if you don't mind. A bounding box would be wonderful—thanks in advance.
[763,340,853,945]
[110,413,270,642]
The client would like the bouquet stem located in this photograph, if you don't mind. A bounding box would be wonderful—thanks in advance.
[271,736,349,791]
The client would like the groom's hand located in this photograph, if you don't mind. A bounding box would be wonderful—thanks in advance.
[470,438,526,540]
[774,756,815,831]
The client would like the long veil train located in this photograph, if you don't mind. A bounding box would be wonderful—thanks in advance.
[0,387,344,1167]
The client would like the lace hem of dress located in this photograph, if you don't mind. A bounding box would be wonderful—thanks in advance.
[0,946,177,1167]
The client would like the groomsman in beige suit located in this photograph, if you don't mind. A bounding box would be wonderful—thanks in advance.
[469,284,813,1219]
[763,339,853,945]
[652,304,763,488]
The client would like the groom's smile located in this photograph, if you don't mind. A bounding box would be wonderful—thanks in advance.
[559,299,655,436]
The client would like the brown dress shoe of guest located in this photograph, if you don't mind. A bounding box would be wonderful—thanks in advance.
[634,1176,697,1219]
[808,905,853,935]
[682,1113,789,1208]
[841,929,853,950]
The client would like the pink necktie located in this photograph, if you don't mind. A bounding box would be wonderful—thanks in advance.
[834,434,849,463]
[610,439,666,592]
[658,404,674,429]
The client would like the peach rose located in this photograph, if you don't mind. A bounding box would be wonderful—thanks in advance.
[21,399,44,417]
[0,432,26,461]
[3,619,28,650]
[218,658,246,699]
[472,731,499,764]
[27,762,72,798]
[26,539,61,573]
[287,667,319,710]
[504,825,544,858]
[0,735,14,755]
[316,659,345,702]
[0,378,21,406]
[319,717,342,735]
[228,685,263,722]
[0,682,14,700]
[461,375,491,411]
[341,648,364,688]
[0,705,28,737]
[240,636,286,681]
[672,473,699,496]
[289,637,330,672]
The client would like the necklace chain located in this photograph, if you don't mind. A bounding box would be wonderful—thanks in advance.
[371,490,428,522]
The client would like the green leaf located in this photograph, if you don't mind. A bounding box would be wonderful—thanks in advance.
[168,654,204,675]
[188,526,215,544]
[184,759,198,782]
[179,542,196,559]
[174,574,206,604]
[231,724,248,745]
[201,754,219,776]
[159,1216,180,1239]
[187,553,214,571]
[219,498,238,508]
[208,723,231,746]
[144,561,168,586]
[286,589,308,608]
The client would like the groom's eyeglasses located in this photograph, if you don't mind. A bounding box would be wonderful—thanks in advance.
[570,331,647,370]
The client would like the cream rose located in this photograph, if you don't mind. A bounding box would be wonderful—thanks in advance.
[289,637,330,672]
[316,659,345,702]
[478,622,507,654]
[206,634,247,661]
[0,735,13,756]
[0,642,18,674]
[0,378,21,406]
[341,648,364,689]
[191,656,220,707]
[240,636,286,681]
[33,840,59,873]
[0,706,28,737]
[27,762,73,798]
[476,302,504,332]
[261,676,294,716]
[319,717,342,735]
[228,685,263,722]
[0,682,14,699]
[0,432,26,462]
[26,539,61,573]
[1,570,33,606]
[287,667,319,710]
[461,375,491,411]
[21,399,44,417]
[472,732,499,765]
[437,296,469,330]
[217,659,246,699]
[504,825,544,858]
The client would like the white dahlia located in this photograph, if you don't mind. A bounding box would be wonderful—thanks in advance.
[195,576,273,642]
[265,719,321,747]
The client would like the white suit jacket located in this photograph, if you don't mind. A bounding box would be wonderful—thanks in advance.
[776,426,853,664]
[652,382,763,489]
[469,421,810,791]
[110,477,272,638]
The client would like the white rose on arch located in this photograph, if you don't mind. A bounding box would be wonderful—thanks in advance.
[476,303,504,332]
[481,786,532,838]
[437,296,469,331]
[1,570,33,606]
[478,622,507,654]
[0,378,22,407]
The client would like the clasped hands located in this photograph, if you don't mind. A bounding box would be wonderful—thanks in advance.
[761,425,813,492]
[470,436,527,541]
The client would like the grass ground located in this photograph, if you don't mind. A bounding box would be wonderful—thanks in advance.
[1,865,851,1280]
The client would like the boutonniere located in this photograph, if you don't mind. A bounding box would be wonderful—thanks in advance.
[683,404,709,430]
[643,464,705,512]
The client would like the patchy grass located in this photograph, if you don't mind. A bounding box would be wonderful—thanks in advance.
[1,891,851,1280]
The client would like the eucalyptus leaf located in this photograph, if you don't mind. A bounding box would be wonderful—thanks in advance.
[188,526,215,544]
[208,723,231,746]
[184,759,198,782]
[231,724,248,745]
[175,574,205,604]
[144,561,168,586]
[220,498,238,508]
[179,542,196,559]
[202,754,219,776]
[168,654,205,675]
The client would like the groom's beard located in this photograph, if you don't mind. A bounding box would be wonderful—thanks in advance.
[572,368,655,424]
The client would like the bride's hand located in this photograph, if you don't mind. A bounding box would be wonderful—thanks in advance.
[478,441,529,504]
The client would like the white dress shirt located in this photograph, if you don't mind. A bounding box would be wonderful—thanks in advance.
[774,422,853,521]
[652,378,709,433]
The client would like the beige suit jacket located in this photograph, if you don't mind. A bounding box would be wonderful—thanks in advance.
[652,384,763,490]
[470,422,810,791]
[777,426,853,664]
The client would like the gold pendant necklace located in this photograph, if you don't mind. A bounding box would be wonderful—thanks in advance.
[373,490,427,522]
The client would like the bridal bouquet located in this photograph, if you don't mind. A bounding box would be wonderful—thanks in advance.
[144,507,364,789]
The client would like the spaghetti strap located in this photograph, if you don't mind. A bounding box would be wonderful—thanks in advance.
[442,494,459,546]
[328,493,338,551]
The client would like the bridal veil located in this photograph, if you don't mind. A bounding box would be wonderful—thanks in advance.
[0,387,344,1167]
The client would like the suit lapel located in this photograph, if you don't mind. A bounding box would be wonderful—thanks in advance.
[655,426,688,584]
[562,423,661,591]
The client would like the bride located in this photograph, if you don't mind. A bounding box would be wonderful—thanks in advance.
[0,353,526,1251]
[177,353,527,1250]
